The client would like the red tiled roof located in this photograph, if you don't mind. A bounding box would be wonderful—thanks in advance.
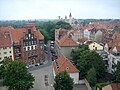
[53,55,79,74]
[59,34,78,46]
[11,28,44,43]
[0,24,44,45]
[78,38,88,43]
[84,40,93,45]
[0,32,12,48]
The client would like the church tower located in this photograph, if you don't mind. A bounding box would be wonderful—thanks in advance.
[69,12,72,25]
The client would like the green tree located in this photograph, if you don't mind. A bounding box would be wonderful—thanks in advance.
[55,21,72,30]
[71,44,89,66]
[54,71,73,90]
[78,51,106,81]
[0,58,12,79]
[86,67,97,86]
[3,60,35,90]
[39,29,50,43]
[42,21,56,32]
[115,62,120,83]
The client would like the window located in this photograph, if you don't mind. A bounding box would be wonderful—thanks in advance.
[32,52,34,55]
[28,47,30,51]
[4,56,7,59]
[0,57,2,60]
[26,35,28,39]
[34,41,37,44]
[29,34,31,37]
[4,52,7,54]
[35,46,37,49]
[28,29,31,33]
[10,56,12,58]
[95,47,97,50]
[9,51,11,53]
[29,42,31,45]
[31,46,33,50]
[24,48,26,52]
[31,34,34,39]
[9,47,11,49]
[32,41,34,45]
[28,53,30,57]
[26,42,28,46]
[66,67,69,70]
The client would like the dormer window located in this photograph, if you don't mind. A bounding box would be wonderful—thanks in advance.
[66,67,69,70]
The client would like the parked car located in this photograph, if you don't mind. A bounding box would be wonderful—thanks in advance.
[35,63,40,66]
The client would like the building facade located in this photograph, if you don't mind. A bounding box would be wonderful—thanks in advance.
[53,55,79,84]
[0,31,14,62]
[0,23,44,66]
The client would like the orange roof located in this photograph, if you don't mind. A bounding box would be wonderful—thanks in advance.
[60,34,78,46]
[0,24,44,45]
[78,38,88,43]
[0,32,12,48]
[53,55,79,74]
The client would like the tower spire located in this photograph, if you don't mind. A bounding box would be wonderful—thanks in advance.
[69,12,72,17]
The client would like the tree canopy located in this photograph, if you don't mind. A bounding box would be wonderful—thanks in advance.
[0,58,35,90]
[115,62,120,83]
[86,67,97,87]
[55,21,72,30]
[54,71,73,90]
[71,44,89,66]
[78,50,106,80]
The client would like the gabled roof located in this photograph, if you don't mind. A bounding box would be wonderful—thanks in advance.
[0,32,12,48]
[53,55,79,74]
[59,34,78,46]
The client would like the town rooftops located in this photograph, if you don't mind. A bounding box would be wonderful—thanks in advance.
[53,55,79,74]
[0,24,44,46]
[59,34,78,47]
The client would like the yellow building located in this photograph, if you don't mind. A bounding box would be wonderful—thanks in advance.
[0,31,14,62]
[89,42,103,51]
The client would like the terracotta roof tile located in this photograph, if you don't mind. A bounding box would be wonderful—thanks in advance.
[53,55,79,74]
[78,38,88,43]
[60,34,78,46]
[0,32,12,48]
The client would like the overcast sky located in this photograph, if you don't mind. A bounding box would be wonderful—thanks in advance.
[0,0,120,20]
